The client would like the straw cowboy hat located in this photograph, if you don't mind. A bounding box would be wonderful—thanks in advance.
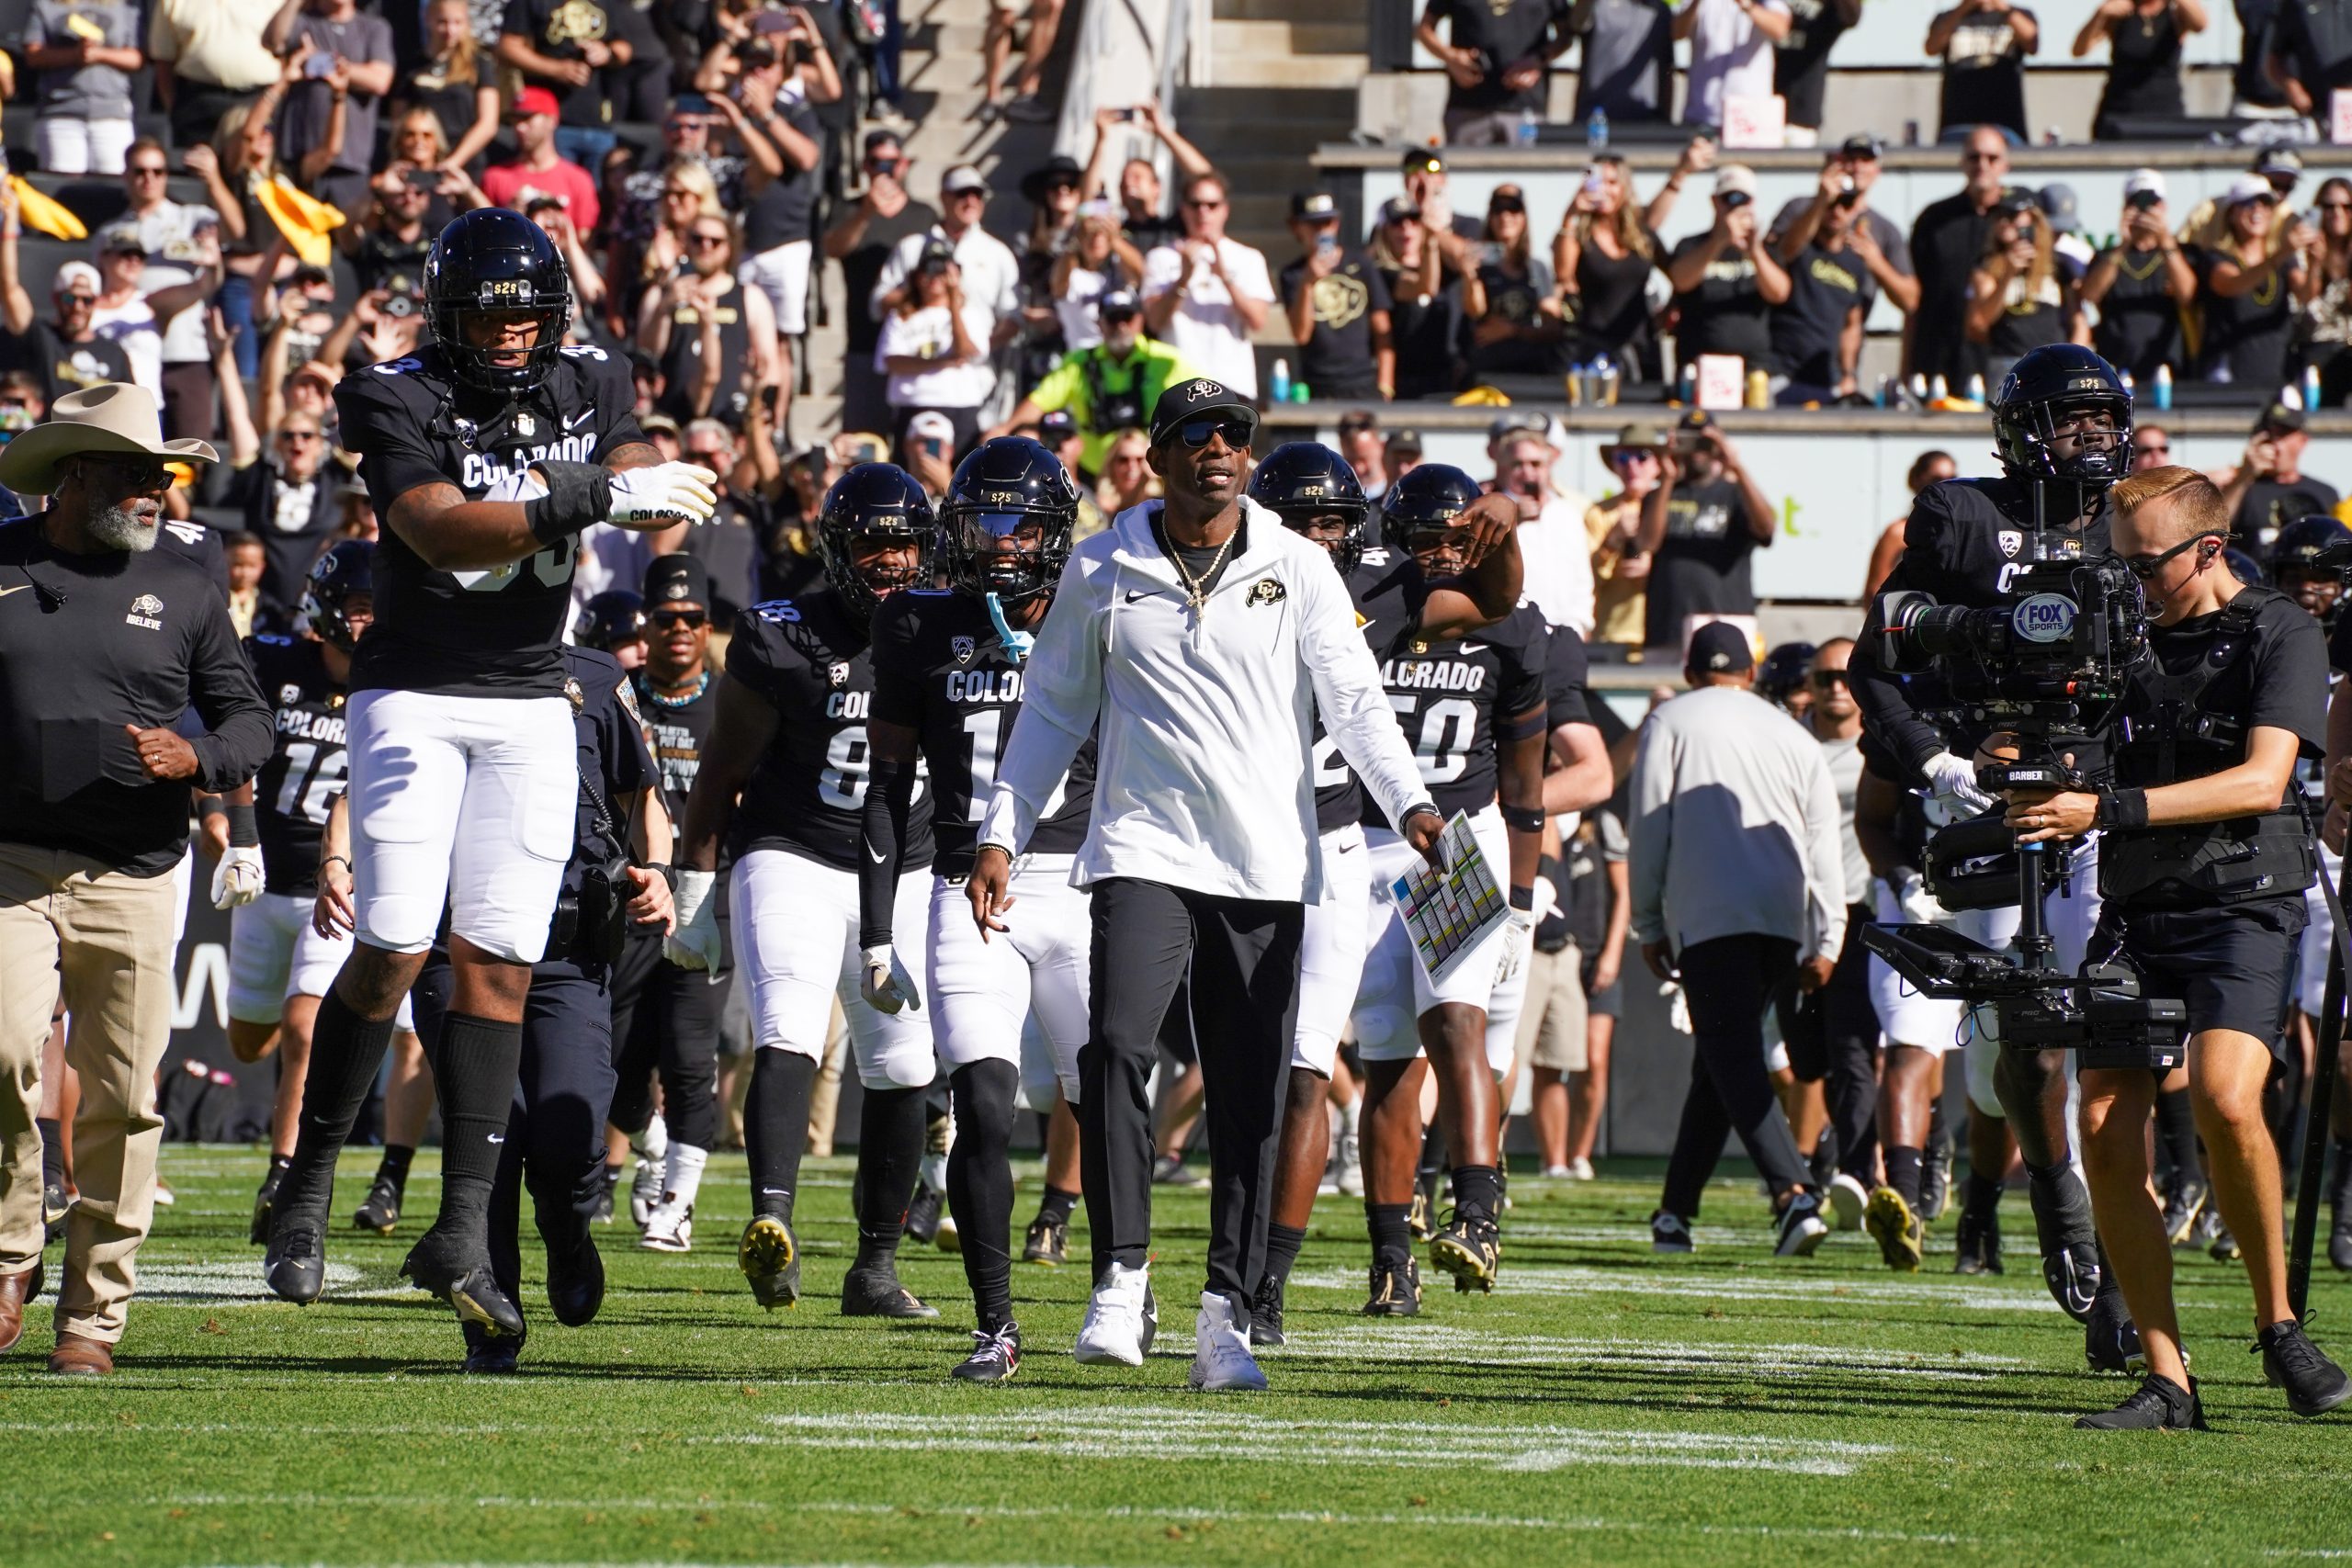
[0,382,218,495]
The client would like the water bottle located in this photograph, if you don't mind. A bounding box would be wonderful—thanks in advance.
[2304,364,2324,411]
[2152,363,2173,411]
[1587,107,1609,152]
[1874,375,1892,408]
[1293,379,1311,404]
[1679,361,1698,404]
[1964,373,1985,405]
[1268,357,1291,405]
[1928,374,1949,403]
[1597,354,1620,407]
[1908,372,1928,404]
[1566,362,1587,406]
[1517,107,1540,148]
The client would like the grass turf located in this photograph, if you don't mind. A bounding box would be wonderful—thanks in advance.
[6,1145,2350,1568]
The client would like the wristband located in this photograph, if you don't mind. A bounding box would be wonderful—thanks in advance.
[2096,788,2149,831]
[1509,884,1535,912]
[198,795,227,820]
[1500,803,1544,835]
[225,800,259,848]
[525,460,616,546]
[321,854,352,875]
[646,863,677,891]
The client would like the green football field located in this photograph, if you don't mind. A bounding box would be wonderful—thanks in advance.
[8,1145,2352,1568]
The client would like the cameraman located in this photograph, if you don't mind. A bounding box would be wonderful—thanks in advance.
[2008,467,2347,1429]
[1851,342,2136,1364]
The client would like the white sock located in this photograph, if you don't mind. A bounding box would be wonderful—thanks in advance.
[1340,1097,1362,1136]
[663,1143,707,1208]
[921,1151,949,1193]
[640,1112,670,1164]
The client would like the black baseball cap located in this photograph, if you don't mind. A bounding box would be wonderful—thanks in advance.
[2258,400,2308,434]
[1291,190,1340,220]
[1097,288,1141,321]
[643,553,708,607]
[1687,622,1755,675]
[1038,409,1079,444]
[1149,378,1259,446]
[1401,146,1445,175]
[1838,133,1883,162]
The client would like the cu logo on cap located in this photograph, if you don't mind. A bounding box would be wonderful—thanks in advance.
[1184,382,1224,403]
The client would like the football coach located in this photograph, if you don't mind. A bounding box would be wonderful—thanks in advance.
[971,376,1514,1391]
[0,384,268,1374]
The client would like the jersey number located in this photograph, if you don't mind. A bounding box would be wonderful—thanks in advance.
[1389,694,1479,784]
[452,542,575,593]
[959,708,1068,822]
[818,727,931,811]
[272,740,346,825]
[1996,562,2024,594]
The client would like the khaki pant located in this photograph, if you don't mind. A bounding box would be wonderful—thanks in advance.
[1515,942,1589,1073]
[0,842,180,1344]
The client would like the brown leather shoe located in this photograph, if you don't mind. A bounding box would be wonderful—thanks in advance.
[47,1332,113,1376]
[0,1265,37,1355]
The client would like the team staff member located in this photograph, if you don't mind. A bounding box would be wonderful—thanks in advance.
[987,290,1196,479]
[0,382,266,1374]
[970,378,1471,1393]
[2016,467,2349,1430]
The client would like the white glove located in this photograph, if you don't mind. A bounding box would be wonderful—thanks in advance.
[860,944,922,1014]
[1921,750,1996,815]
[1496,904,1538,987]
[210,845,264,909]
[608,461,719,530]
[664,868,724,972]
[1894,870,1946,925]
[1530,875,1560,927]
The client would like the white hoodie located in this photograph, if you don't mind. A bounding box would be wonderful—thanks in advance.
[978,497,1431,903]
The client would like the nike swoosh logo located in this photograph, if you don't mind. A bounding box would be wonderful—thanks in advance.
[866,842,889,864]
[567,409,594,429]
[1125,590,1159,604]
[0,584,28,598]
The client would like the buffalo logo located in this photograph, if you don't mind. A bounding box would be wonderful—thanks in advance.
[828,661,851,687]
[1997,529,2022,558]
[279,683,301,705]
[126,592,164,630]
[951,635,977,664]
[1247,576,1286,607]
[514,412,536,438]
[1409,638,1428,655]
[1183,380,1227,404]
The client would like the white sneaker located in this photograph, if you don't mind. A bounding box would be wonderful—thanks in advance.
[1074,1260,1154,1366]
[1335,1131,1363,1198]
[1827,1171,1870,1232]
[1188,1292,1269,1392]
[639,1194,694,1253]
[629,1156,664,1228]
[1566,1156,1595,1181]
[1542,1164,1572,1179]
[935,1211,961,1254]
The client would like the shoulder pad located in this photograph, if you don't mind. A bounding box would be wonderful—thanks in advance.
[752,599,802,624]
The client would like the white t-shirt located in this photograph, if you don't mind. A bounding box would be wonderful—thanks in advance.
[130,199,220,366]
[867,224,1021,334]
[90,297,163,400]
[876,302,1000,410]
[1519,491,1598,638]
[1056,265,1111,352]
[1684,0,1790,130]
[1141,236,1276,399]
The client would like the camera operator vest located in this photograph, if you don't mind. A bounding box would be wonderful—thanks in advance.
[2101,585,2317,909]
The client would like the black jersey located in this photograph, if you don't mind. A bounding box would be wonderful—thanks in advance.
[724,586,934,874]
[631,666,718,830]
[871,589,1095,877]
[1544,624,1594,732]
[334,342,648,699]
[1355,549,1549,828]
[246,634,347,897]
[156,515,228,594]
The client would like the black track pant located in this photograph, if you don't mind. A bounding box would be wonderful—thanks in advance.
[1662,933,1815,1219]
[1783,904,1881,1179]
[606,931,730,1152]
[1082,877,1303,1323]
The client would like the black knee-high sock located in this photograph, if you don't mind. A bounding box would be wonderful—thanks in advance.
[37,1118,63,1190]
[2154,1086,2199,1185]
[853,1084,928,1270]
[1452,1163,1503,1221]
[1261,1222,1307,1292]
[375,1143,415,1189]
[746,1050,816,1223]
[1962,1169,2003,1216]
[283,988,399,1213]
[1417,1122,1444,1182]
[1035,1183,1079,1225]
[429,1013,525,1237]
[947,1061,1019,1331]
[1885,1145,1925,1210]
[1367,1201,1413,1262]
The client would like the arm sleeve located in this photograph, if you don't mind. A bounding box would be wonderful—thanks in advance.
[584,350,645,455]
[1499,626,1548,724]
[187,593,274,792]
[867,599,925,728]
[857,761,914,949]
[1302,554,1430,830]
[1800,745,1849,962]
[978,556,1102,854]
[1626,717,1672,946]
[1546,626,1592,730]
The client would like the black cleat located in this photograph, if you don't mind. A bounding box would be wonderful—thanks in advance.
[544,1227,605,1327]
[263,1222,327,1305]
[2209,1222,2243,1264]
[740,1216,799,1309]
[42,1179,73,1243]
[1920,1133,1953,1223]
[2028,1167,2101,1323]
[1773,1190,1829,1258]
[842,1264,939,1319]
[904,1183,945,1246]
[1651,1210,1695,1254]
[2333,1210,2352,1275]
[1022,1213,1068,1267]
[1362,1254,1421,1316]
[1249,1271,1286,1348]
[1430,1208,1500,1293]
[1953,1199,2003,1276]
[2084,1287,2144,1374]
[951,1322,1022,1383]
[353,1175,403,1235]
[2076,1371,2207,1431]
[402,1230,527,1339]
[2162,1175,2210,1247]
[1410,1168,1441,1240]
[2256,1318,2352,1416]
[248,1167,285,1247]
[461,1322,522,1375]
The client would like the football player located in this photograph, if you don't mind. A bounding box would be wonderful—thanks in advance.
[263,207,718,1340]
[859,436,1094,1382]
[670,464,941,1319]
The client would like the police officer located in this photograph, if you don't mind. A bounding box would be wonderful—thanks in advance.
[1852,341,2139,1369]
[2006,466,2349,1428]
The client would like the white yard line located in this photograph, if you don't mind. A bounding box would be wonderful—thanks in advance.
[1290,1263,2064,1314]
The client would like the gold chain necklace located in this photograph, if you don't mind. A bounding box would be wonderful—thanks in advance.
[1163,521,1238,615]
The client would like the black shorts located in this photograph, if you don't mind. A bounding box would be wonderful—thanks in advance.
[1578,951,1622,1019]
[2110,895,2305,1061]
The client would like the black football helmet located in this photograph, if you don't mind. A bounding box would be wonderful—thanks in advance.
[300,539,374,653]
[2268,513,2349,580]
[576,590,646,649]
[819,463,937,617]
[1991,344,2132,488]
[1379,462,1482,555]
[425,208,572,396]
[1247,441,1372,573]
[940,436,1080,605]
[1758,640,1817,705]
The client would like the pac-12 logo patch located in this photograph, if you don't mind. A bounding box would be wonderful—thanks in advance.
[951,635,977,664]
[827,661,851,687]
[1997,529,2022,558]
[279,683,302,705]
[1247,576,1286,607]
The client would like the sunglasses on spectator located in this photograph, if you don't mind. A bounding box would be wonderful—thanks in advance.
[1809,668,1851,690]
[1184,197,1227,210]
[278,429,322,444]
[77,454,172,490]
[1489,196,1525,214]
[128,164,167,178]
[2134,440,2169,455]
[650,608,707,630]
[2124,531,2222,580]
[2324,201,2352,212]
[688,231,729,247]
[1608,448,1657,467]
[1176,417,1252,449]
[1962,152,2004,164]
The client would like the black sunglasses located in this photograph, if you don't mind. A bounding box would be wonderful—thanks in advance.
[2124,531,2222,580]
[650,608,707,630]
[1177,417,1253,449]
[1809,668,1851,689]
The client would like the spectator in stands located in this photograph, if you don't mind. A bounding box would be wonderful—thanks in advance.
[1492,416,1597,635]
[626,161,723,321]
[1570,0,1675,125]
[1368,196,1459,400]
[1586,420,1657,646]
[1418,0,1575,146]
[990,288,1192,477]
[484,87,601,233]
[1667,165,1788,384]
[825,132,938,434]
[1385,427,1425,483]
[2082,170,2196,383]
[1862,448,1958,597]
[1338,408,1388,496]
[1015,153,1088,367]
[93,222,217,412]
[268,0,395,219]
[728,73,822,432]
[222,530,266,636]
[2300,176,2352,408]
[639,213,775,426]
[348,164,478,300]
[1774,0,1860,147]
[2129,423,2172,472]
[981,0,1066,123]
[1402,146,1485,268]
[1052,206,1146,355]
[399,0,503,176]
[1908,126,2008,388]
[1142,171,1275,400]
[1929,0,2038,144]
[180,127,272,378]
[1964,192,2077,380]
[381,110,480,224]
[1679,0,1792,132]
[2037,183,2095,285]
[1634,410,1775,650]
[23,0,142,175]
[875,238,996,456]
[2267,0,2352,121]
[1095,426,1157,516]
[1283,189,1397,403]
[2219,400,2341,547]
[1464,185,1564,387]
[2179,147,2302,258]
[2074,0,2207,140]
[0,253,133,408]
[1767,135,1916,295]
[1770,189,1881,402]
[148,0,281,149]
[222,411,338,608]
[2231,0,2295,119]
[870,164,1022,357]
[528,196,606,323]
[1080,101,1209,256]
[1555,152,1688,380]
[2197,174,2312,389]
[498,0,632,169]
